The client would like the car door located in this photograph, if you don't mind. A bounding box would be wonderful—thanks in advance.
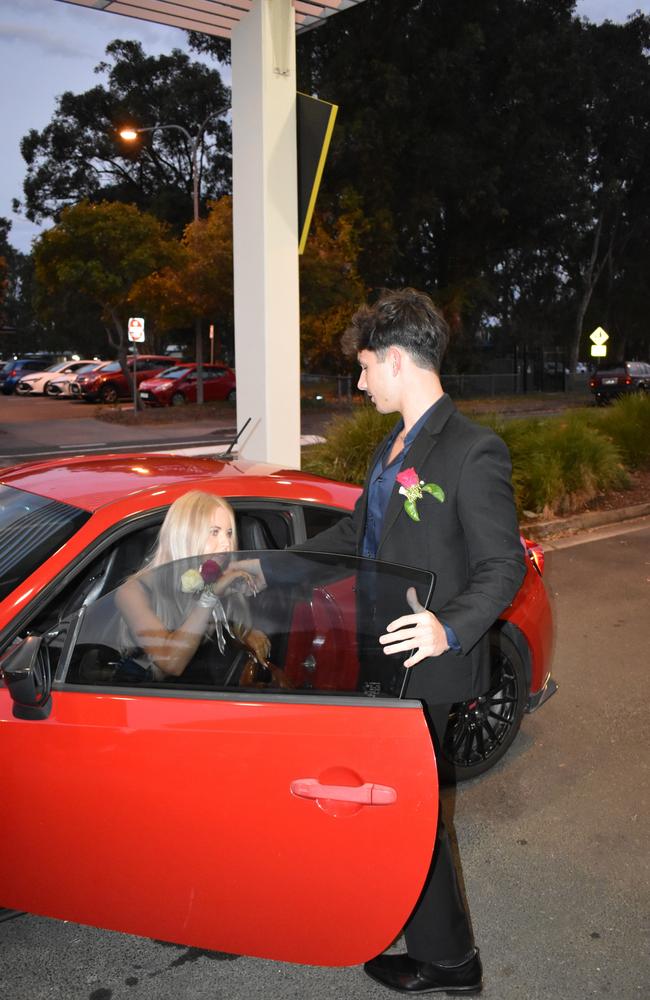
[0,552,438,967]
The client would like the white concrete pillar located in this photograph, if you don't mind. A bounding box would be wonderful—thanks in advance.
[231,0,301,466]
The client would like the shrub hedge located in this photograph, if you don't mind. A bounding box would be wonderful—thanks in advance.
[302,395,650,517]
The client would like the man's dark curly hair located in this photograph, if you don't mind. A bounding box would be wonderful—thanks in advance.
[341,288,449,373]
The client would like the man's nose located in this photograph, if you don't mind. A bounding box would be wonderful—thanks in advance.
[357,372,366,390]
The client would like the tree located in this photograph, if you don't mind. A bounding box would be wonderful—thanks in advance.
[299,198,367,371]
[129,197,234,360]
[33,201,181,376]
[18,41,231,232]
[562,14,650,369]
[298,1,650,369]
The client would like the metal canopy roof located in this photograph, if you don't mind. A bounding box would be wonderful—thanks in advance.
[58,0,367,38]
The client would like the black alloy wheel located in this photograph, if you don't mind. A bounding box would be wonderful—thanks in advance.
[171,392,186,406]
[227,389,236,403]
[438,632,527,783]
[101,384,119,404]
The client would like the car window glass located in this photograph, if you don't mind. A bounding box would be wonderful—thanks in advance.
[160,367,191,379]
[60,552,434,699]
[303,505,348,538]
[0,486,91,602]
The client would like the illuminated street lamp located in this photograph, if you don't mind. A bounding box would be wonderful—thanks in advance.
[119,107,229,401]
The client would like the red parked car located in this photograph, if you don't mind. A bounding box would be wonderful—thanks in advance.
[72,355,184,403]
[139,362,236,406]
[0,453,554,964]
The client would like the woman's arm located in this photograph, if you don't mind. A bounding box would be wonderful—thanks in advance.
[116,578,217,678]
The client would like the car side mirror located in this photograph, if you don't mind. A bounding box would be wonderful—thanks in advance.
[0,635,52,720]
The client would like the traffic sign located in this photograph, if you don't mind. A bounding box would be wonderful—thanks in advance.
[591,345,607,357]
[590,326,609,347]
[128,317,145,343]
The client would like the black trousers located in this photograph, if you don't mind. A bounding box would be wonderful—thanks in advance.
[402,704,475,964]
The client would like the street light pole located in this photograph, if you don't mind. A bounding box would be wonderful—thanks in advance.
[120,107,229,403]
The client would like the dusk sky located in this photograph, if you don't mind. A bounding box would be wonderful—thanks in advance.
[1,0,647,253]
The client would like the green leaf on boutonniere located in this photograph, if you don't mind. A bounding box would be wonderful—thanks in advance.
[422,483,445,503]
[404,498,420,521]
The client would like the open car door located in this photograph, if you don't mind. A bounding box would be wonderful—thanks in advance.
[0,552,438,967]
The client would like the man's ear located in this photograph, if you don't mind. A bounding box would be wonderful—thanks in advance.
[388,346,401,376]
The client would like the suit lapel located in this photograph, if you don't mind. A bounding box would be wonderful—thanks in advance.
[377,394,456,555]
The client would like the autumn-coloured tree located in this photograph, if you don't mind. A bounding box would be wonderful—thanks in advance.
[34,200,181,377]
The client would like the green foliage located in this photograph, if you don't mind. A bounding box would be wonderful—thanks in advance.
[33,200,180,361]
[302,405,394,484]
[19,40,230,230]
[591,394,650,470]
[470,413,628,515]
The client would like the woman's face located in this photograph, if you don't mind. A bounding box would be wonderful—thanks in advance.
[202,505,235,554]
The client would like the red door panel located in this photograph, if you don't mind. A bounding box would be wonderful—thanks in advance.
[0,688,438,967]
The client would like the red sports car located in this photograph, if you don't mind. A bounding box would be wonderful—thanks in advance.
[0,453,554,964]
[139,362,236,406]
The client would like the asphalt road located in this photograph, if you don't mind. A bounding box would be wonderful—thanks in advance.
[0,394,238,465]
[1,518,648,1000]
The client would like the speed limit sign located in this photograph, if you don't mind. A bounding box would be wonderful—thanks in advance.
[128,317,145,343]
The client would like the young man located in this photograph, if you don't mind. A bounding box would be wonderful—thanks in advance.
[298,288,526,994]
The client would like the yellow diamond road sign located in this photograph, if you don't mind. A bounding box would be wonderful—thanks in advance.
[590,326,609,346]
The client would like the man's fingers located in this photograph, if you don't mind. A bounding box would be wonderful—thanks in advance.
[384,613,421,634]
[406,586,426,614]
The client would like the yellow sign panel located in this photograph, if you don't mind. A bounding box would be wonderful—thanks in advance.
[591,344,607,357]
[590,326,609,346]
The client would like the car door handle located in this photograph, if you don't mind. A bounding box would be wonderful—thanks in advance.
[290,778,397,805]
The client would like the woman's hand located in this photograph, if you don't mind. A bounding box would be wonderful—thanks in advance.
[246,628,271,663]
[213,567,258,597]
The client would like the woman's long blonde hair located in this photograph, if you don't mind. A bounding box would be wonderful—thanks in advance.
[143,490,237,572]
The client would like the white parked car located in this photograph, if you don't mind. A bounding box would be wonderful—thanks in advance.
[46,362,106,397]
[16,360,101,396]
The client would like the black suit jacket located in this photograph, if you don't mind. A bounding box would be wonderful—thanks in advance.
[298,394,527,704]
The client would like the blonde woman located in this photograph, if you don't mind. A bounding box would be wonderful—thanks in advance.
[116,490,269,681]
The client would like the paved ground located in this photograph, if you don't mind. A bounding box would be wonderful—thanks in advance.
[2,517,649,1000]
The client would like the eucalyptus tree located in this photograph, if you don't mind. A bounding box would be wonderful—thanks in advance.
[18,40,231,232]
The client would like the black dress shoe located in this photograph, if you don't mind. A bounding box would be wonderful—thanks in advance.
[363,949,482,995]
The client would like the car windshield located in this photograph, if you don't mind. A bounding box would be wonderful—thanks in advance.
[157,367,192,379]
[60,552,435,698]
[96,362,120,373]
[1,361,15,373]
[76,363,101,374]
[0,486,91,603]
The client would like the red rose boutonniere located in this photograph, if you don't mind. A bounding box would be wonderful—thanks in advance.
[396,467,445,522]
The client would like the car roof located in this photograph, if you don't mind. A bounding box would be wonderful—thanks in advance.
[0,452,358,513]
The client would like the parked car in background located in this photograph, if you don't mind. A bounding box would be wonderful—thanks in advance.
[72,355,183,403]
[139,362,236,406]
[0,356,55,394]
[47,362,108,397]
[589,360,650,404]
[15,360,102,396]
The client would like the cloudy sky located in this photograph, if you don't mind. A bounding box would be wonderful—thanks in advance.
[1,0,648,253]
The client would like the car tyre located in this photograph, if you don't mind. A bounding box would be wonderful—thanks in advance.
[227,389,236,403]
[438,631,527,783]
[171,392,186,406]
[101,384,119,404]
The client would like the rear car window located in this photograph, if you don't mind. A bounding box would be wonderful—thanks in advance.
[0,486,91,602]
